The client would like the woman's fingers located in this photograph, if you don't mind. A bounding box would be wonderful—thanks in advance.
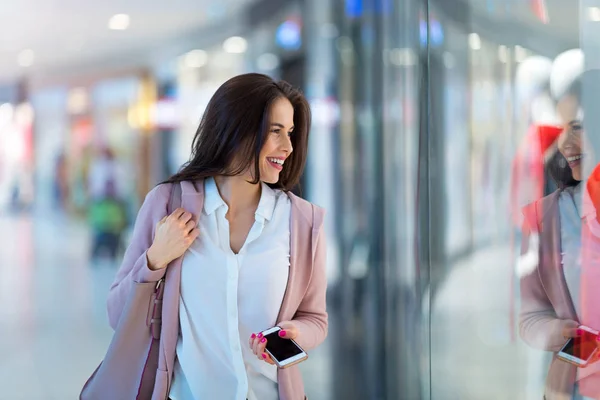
[261,352,275,365]
[179,211,193,223]
[169,208,186,220]
[252,333,263,358]
[188,228,200,242]
[185,219,196,233]
[249,333,271,362]
[562,320,582,338]
[277,321,299,340]
[257,338,269,362]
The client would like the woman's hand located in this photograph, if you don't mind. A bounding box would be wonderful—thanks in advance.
[562,320,582,339]
[249,321,300,366]
[146,208,199,270]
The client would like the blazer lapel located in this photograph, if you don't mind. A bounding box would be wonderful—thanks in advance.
[162,180,205,374]
[276,193,312,323]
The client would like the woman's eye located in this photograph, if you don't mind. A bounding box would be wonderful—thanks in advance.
[271,130,280,134]
[288,131,294,137]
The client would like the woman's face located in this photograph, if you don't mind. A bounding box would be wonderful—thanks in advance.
[558,121,583,181]
[255,97,295,184]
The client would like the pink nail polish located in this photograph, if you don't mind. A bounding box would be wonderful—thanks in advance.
[262,353,267,359]
[261,338,266,343]
[251,333,256,339]
[258,333,263,338]
[279,330,286,337]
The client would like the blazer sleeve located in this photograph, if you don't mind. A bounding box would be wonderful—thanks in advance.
[518,201,571,352]
[106,184,171,329]
[293,209,328,351]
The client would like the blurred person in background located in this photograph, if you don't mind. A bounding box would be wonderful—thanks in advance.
[102,73,327,400]
[53,151,69,210]
[88,179,128,262]
[88,146,119,201]
[519,49,600,399]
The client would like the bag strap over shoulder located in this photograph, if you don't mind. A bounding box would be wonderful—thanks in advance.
[168,182,182,215]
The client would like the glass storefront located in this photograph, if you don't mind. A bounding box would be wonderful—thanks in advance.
[319,0,595,399]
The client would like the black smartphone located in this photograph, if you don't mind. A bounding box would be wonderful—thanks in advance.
[261,326,308,369]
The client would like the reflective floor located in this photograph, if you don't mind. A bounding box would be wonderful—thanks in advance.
[0,211,552,399]
[0,212,332,400]
[430,244,549,400]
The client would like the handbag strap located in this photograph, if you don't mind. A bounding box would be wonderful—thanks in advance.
[168,181,182,215]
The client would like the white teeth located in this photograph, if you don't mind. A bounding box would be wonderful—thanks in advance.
[567,155,583,162]
[268,158,284,165]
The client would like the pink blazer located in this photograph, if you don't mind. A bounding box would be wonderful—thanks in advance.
[520,191,577,399]
[106,181,328,400]
[521,190,600,399]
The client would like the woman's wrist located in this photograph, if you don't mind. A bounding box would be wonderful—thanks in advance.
[147,245,167,271]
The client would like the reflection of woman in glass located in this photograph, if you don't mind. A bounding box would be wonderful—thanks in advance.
[519,50,600,399]
[519,121,598,399]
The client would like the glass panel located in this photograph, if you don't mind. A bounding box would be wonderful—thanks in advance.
[429,0,585,398]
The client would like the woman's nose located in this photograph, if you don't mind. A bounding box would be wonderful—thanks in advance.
[283,136,293,154]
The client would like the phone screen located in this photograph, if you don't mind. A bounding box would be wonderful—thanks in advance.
[264,330,304,362]
[562,331,598,362]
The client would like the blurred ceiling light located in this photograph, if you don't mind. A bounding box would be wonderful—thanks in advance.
[498,45,508,63]
[443,52,455,69]
[276,19,302,50]
[257,53,280,71]
[17,49,35,67]
[223,36,247,54]
[183,49,208,68]
[469,33,481,50]
[389,48,417,67]
[109,14,130,30]
[589,7,600,22]
[515,45,528,63]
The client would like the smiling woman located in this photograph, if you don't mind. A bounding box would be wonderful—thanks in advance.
[86,72,327,400]
[163,72,310,191]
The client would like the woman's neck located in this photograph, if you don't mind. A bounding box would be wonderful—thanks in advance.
[213,175,261,215]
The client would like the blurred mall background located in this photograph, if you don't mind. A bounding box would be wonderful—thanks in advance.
[3,0,600,399]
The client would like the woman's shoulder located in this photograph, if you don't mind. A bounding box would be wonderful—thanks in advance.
[149,182,174,197]
[522,189,562,229]
[286,191,326,230]
[142,182,176,207]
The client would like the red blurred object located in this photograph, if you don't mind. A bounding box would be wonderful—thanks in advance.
[587,163,600,221]
[538,124,562,154]
[510,123,563,227]
[531,0,550,24]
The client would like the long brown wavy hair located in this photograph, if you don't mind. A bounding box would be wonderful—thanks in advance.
[163,73,311,192]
